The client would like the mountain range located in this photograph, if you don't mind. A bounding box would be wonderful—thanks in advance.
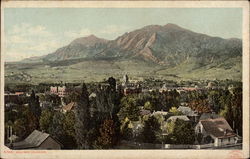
[5,23,242,83]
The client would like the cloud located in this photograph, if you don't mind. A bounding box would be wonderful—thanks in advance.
[4,23,130,62]
[8,35,29,44]
[5,23,61,62]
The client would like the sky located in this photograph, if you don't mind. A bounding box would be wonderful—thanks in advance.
[4,8,242,62]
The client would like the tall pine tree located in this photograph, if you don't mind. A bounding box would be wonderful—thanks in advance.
[74,83,91,149]
[29,90,41,118]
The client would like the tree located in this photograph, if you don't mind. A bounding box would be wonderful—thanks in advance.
[13,118,26,139]
[141,116,160,143]
[39,108,54,132]
[22,108,40,137]
[187,99,211,114]
[208,90,222,113]
[219,87,242,136]
[120,117,133,140]
[168,119,195,144]
[118,96,140,121]
[107,77,116,91]
[74,83,91,149]
[169,107,183,115]
[49,112,65,140]
[63,111,77,149]
[144,101,154,111]
[29,90,41,118]
[97,119,118,149]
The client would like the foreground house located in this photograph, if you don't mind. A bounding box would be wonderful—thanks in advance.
[8,130,62,150]
[195,117,238,147]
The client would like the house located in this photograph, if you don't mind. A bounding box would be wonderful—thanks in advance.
[123,86,142,96]
[89,92,97,99]
[139,109,151,116]
[40,101,52,108]
[159,84,168,93]
[177,106,199,122]
[128,121,144,136]
[199,113,220,121]
[195,117,238,147]
[8,130,62,150]
[167,115,190,122]
[8,135,19,143]
[15,92,25,96]
[151,111,168,117]
[61,102,77,113]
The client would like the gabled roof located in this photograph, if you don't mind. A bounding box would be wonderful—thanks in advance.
[152,111,168,116]
[199,113,220,120]
[11,130,54,149]
[167,115,190,122]
[199,117,236,138]
[25,130,50,146]
[62,102,77,111]
[177,106,198,116]
[140,109,151,116]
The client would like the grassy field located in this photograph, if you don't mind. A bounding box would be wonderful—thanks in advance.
[4,57,242,84]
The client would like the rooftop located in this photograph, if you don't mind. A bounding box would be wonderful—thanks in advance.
[177,106,198,116]
[167,115,190,122]
[62,102,77,111]
[10,130,50,149]
[199,117,236,138]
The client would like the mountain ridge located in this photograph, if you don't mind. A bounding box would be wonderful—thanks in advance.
[6,23,241,83]
[20,23,241,65]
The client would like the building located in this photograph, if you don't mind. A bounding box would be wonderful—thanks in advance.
[61,102,77,113]
[9,130,62,150]
[167,115,190,122]
[123,86,142,96]
[195,117,238,147]
[152,110,169,117]
[40,101,52,109]
[139,109,151,116]
[199,113,220,121]
[50,86,68,97]
[122,74,129,87]
[177,106,199,122]
[159,84,168,93]
[120,74,142,95]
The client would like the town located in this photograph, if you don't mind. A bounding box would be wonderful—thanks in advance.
[4,75,242,149]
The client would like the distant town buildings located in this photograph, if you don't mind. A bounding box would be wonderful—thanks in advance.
[121,74,142,95]
[50,86,68,97]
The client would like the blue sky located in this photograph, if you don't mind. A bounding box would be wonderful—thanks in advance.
[4,8,242,61]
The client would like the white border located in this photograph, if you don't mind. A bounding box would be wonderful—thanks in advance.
[1,1,249,159]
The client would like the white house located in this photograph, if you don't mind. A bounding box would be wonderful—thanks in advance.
[195,117,238,147]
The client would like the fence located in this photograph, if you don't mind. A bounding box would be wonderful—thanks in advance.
[118,140,241,149]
